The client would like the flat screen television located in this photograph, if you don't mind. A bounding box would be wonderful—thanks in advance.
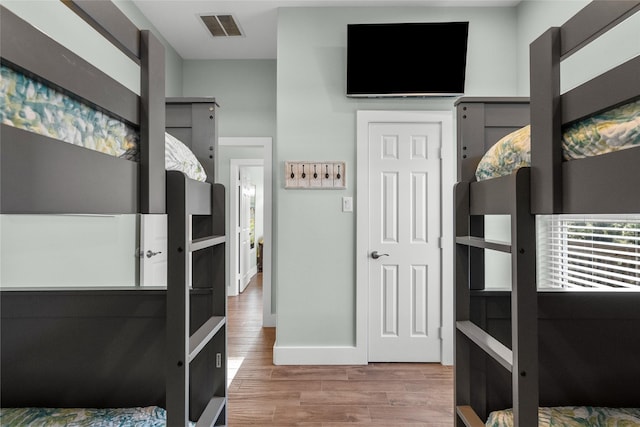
[346,22,469,97]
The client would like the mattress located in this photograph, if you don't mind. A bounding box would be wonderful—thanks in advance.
[475,99,640,181]
[0,406,195,427]
[486,406,640,427]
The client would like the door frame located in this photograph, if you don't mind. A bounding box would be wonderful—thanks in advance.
[220,137,275,327]
[229,160,263,297]
[356,110,454,365]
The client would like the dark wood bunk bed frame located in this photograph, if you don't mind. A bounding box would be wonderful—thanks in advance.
[454,1,640,426]
[0,3,226,426]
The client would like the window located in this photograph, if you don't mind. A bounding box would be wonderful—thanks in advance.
[537,215,640,290]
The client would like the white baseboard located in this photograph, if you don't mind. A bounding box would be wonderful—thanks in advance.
[273,342,367,365]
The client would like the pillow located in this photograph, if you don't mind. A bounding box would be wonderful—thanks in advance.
[475,125,531,182]
[165,132,207,182]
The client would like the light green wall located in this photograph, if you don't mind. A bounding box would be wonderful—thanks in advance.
[275,6,519,347]
[182,60,277,138]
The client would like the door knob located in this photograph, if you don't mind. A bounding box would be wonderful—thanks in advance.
[146,250,162,258]
[371,251,389,259]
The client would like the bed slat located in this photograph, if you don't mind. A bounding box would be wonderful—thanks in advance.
[560,0,640,59]
[0,125,138,214]
[562,147,640,214]
[469,174,517,215]
[562,55,640,125]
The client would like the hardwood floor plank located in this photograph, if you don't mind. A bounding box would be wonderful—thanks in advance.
[386,392,453,407]
[227,401,275,423]
[273,405,371,423]
[236,379,323,392]
[300,391,388,406]
[230,366,273,379]
[404,379,454,392]
[369,406,453,424]
[228,390,302,406]
[323,423,433,427]
[272,366,349,381]
[347,366,428,381]
[321,380,409,392]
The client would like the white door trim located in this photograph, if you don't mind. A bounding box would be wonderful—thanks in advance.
[356,110,454,365]
[220,137,275,327]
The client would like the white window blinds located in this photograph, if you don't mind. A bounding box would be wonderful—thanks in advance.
[537,215,640,290]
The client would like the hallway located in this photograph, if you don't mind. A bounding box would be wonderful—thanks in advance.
[226,273,454,426]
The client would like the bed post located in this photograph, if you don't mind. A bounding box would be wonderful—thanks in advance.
[529,27,561,215]
[140,30,166,214]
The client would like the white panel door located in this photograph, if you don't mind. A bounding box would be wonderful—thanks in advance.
[239,169,252,292]
[368,122,442,362]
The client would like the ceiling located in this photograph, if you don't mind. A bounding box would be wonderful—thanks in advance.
[132,0,521,60]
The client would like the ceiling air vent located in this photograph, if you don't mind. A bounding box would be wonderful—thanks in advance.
[200,14,243,37]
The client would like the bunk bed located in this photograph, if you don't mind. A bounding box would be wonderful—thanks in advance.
[0,2,226,426]
[454,1,640,426]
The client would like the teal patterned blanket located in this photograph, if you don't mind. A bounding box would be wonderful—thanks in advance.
[0,406,195,427]
[486,406,640,427]
[0,65,139,160]
[475,99,640,181]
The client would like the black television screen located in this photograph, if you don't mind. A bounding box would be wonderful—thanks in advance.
[346,22,469,97]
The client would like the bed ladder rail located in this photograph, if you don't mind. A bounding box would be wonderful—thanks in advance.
[454,168,538,427]
[166,170,227,427]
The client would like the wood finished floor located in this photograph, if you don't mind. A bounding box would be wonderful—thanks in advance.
[227,274,454,426]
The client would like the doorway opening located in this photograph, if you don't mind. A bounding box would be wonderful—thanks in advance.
[230,161,263,295]
[219,137,274,327]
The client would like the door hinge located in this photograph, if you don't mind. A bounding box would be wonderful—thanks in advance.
[438,237,443,249]
[438,147,443,159]
[438,327,442,339]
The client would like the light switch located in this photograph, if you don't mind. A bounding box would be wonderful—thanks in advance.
[342,196,353,212]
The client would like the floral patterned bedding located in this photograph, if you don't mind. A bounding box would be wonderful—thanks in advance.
[475,99,640,181]
[0,406,195,427]
[0,65,139,160]
[486,406,640,427]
